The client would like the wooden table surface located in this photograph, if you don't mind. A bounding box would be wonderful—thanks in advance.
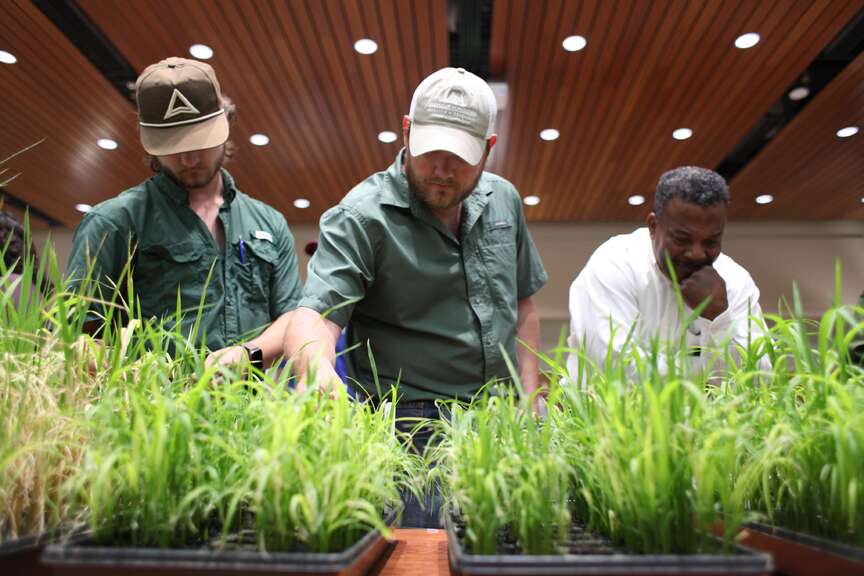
[376,528,451,576]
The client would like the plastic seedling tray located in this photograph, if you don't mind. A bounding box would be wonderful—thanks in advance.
[737,522,864,576]
[43,511,396,576]
[446,512,773,576]
[0,533,54,576]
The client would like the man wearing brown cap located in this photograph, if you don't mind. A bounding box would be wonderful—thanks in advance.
[243,67,548,525]
[67,58,302,365]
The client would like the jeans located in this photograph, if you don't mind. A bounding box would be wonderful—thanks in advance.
[393,400,449,528]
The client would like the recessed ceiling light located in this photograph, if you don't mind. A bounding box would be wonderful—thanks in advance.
[294,198,311,209]
[539,129,560,141]
[836,126,859,138]
[377,131,397,143]
[734,33,760,49]
[628,195,646,206]
[189,44,213,60]
[75,203,92,213]
[97,138,118,150]
[672,128,693,140]
[0,50,16,64]
[353,38,378,55]
[788,86,809,101]
[755,194,773,205]
[562,35,587,52]
[523,195,540,206]
[249,133,270,146]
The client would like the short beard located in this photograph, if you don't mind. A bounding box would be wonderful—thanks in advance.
[404,156,483,212]
[157,149,225,190]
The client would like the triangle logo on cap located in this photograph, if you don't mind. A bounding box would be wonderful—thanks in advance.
[164,88,200,120]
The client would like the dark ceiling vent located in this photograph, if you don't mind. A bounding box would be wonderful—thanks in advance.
[716,7,864,181]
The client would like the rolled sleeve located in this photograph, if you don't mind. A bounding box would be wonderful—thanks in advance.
[66,212,130,297]
[514,195,548,299]
[298,205,376,327]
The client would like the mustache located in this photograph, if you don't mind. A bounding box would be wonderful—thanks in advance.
[424,178,455,187]
[673,260,712,274]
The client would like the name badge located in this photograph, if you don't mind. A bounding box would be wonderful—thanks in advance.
[489,219,512,230]
[253,230,273,242]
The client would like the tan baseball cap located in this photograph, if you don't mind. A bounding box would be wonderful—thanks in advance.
[408,67,497,166]
[135,57,229,156]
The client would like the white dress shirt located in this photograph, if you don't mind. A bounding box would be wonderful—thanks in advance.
[566,227,767,383]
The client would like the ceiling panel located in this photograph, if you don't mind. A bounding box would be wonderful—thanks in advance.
[730,49,864,219]
[0,0,149,228]
[78,0,449,222]
[487,0,863,220]
[1,0,861,227]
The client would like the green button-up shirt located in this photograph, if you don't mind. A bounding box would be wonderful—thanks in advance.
[300,150,548,401]
[66,169,302,350]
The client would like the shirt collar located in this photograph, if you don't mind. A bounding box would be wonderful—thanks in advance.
[154,168,238,207]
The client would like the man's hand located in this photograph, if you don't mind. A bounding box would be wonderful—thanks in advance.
[205,345,248,370]
[680,266,728,320]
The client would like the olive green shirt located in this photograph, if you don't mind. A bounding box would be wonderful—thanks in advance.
[300,150,548,401]
[66,169,302,350]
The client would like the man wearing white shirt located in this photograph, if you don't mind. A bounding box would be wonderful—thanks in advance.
[567,166,766,382]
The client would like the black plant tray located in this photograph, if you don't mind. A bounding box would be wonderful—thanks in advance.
[0,532,54,576]
[738,521,864,576]
[42,511,396,576]
[446,512,773,576]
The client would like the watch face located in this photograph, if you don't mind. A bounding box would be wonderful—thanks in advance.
[245,345,263,368]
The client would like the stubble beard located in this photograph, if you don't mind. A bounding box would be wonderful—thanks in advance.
[404,157,483,212]
[160,149,225,191]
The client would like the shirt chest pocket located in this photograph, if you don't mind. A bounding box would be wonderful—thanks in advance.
[476,223,518,305]
[233,238,278,302]
[135,240,205,315]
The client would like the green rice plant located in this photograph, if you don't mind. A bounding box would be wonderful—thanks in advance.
[430,389,572,555]
[0,226,111,543]
[731,264,864,546]
[242,385,424,552]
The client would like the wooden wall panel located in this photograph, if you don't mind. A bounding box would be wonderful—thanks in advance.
[0,0,149,228]
[78,0,450,222]
[488,0,863,220]
[731,50,864,219]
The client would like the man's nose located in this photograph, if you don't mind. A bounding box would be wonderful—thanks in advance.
[179,152,199,167]
[685,243,706,262]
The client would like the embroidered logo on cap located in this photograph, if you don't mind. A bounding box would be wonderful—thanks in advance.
[164,88,200,120]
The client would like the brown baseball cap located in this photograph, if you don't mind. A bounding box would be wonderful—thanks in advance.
[135,57,229,156]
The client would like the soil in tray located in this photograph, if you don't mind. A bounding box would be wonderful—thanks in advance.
[453,519,620,555]
[453,518,740,556]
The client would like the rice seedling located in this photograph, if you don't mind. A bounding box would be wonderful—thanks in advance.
[430,390,572,555]
[0,227,107,544]
[730,265,864,547]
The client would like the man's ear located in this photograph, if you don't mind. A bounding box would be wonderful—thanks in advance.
[647,212,657,238]
[402,115,411,148]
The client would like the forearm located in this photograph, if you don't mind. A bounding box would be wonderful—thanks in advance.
[283,306,342,384]
[516,297,541,394]
[246,311,294,367]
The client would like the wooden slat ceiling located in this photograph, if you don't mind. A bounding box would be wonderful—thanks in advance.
[730,49,864,219]
[77,0,449,222]
[487,0,863,220]
[0,0,149,228]
[0,0,861,227]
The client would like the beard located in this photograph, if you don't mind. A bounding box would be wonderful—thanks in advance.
[159,149,225,190]
[404,156,482,212]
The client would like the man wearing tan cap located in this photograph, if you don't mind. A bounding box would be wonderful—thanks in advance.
[67,58,302,366]
[245,67,548,526]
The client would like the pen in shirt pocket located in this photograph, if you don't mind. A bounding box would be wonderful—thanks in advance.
[238,238,247,264]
